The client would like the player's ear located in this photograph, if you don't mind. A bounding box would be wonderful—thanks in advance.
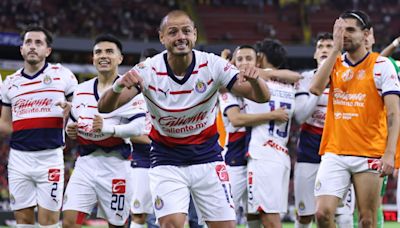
[118,54,123,65]
[45,47,52,58]
[159,30,164,45]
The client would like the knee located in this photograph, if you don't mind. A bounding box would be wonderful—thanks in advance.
[298,215,313,224]
[132,214,147,224]
[315,208,334,224]
[358,214,374,228]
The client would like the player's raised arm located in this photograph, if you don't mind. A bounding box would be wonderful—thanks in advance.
[310,18,345,96]
[381,36,400,57]
[230,65,270,103]
[98,70,142,113]
[259,68,302,83]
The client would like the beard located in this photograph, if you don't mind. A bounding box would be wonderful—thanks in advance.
[344,41,361,53]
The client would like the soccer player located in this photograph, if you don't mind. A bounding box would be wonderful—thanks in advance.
[245,39,296,228]
[62,34,146,227]
[294,32,355,228]
[0,26,78,228]
[98,10,270,228]
[310,10,400,228]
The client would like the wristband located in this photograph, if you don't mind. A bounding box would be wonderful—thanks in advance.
[393,38,399,48]
[112,81,124,93]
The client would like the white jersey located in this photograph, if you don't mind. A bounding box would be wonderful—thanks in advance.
[296,70,329,128]
[246,80,295,164]
[70,77,146,159]
[132,49,239,166]
[1,63,77,151]
[218,92,248,166]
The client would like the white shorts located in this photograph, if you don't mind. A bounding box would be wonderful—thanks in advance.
[8,148,64,211]
[315,152,379,199]
[130,167,153,214]
[62,152,132,226]
[295,162,355,216]
[247,159,290,214]
[149,162,236,224]
[294,162,319,216]
[226,165,247,212]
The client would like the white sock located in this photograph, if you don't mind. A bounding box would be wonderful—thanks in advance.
[295,220,312,228]
[16,225,36,228]
[38,223,60,228]
[335,214,353,228]
[130,221,145,228]
[247,219,261,228]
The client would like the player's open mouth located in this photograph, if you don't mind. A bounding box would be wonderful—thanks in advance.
[99,60,110,66]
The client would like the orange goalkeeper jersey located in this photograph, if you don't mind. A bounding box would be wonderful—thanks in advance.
[320,52,388,158]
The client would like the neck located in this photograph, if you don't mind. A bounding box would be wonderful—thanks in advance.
[24,61,46,75]
[167,52,193,76]
[97,70,118,94]
[346,46,368,64]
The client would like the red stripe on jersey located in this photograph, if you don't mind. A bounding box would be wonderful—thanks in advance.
[170,90,193,95]
[21,81,41,86]
[144,90,218,113]
[301,123,323,135]
[207,79,213,85]
[375,60,385,64]
[228,132,246,142]
[15,90,64,98]
[192,70,199,75]
[13,117,63,131]
[77,136,124,147]
[87,105,97,109]
[198,62,208,68]
[77,92,94,96]
[79,116,94,120]
[152,67,168,76]
[374,73,381,77]
[53,77,61,80]
[151,115,156,119]
[51,66,60,69]
[149,123,217,146]
[148,85,157,91]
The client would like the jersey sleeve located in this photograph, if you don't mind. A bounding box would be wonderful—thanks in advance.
[58,64,78,99]
[295,70,313,96]
[208,53,240,91]
[218,92,241,116]
[374,56,400,96]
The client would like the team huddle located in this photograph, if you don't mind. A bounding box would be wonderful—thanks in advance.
[0,8,399,228]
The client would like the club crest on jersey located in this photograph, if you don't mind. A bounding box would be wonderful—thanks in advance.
[356,70,366,80]
[315,180,321,191]
[195,80,207,93]
[10,194,15,204]
[154,196,164,210]
[340,69,354,82]
[133,199,141,208]
[298,201,306,211]
[43,75,52,85]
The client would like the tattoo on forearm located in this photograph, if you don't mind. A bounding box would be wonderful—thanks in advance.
[387,113,394,128]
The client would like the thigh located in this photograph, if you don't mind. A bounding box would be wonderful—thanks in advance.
[294,162,319,216]
[315,153,351,199]
[96,159,133,226]
[247,159,290,214]
[226,165,247,209]
[149,165,191,221]
[131,168,153,214]
[62,160,97,214]
[352,172,381,215]
[190,162,236,223]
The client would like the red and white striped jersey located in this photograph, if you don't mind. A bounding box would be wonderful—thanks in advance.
[1,63,78,151]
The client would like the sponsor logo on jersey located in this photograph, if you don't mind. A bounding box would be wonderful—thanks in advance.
[367,158,382,171]
[154,196,164,210]
[195,80,207,93]
[215,164,229,182]
[43,75,52,85]
[159,111,208,127]
[112,179,126,194]
[262,139,288,155]
[14,98,53,115]
[48,168,60,182]
[356,70,366,80]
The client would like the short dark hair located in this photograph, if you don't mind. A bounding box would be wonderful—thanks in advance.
[256,39,287,69]
[340,10,371,30]
[21,25,53,47]
[237,44,257,53]
[94,34,123,53]
[316,32,333,42]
